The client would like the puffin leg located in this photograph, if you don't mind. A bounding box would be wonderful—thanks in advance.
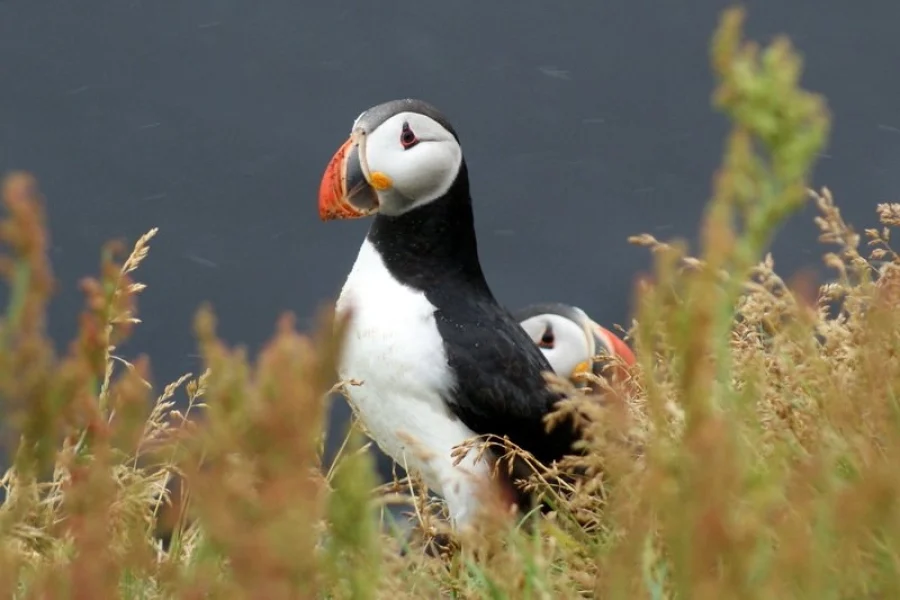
[418,457,519,560]
[428,448,497,530]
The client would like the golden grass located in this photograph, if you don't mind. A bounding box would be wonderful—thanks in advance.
[1,6,898,598]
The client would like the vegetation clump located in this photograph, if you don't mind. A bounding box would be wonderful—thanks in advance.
[1,7,899,599]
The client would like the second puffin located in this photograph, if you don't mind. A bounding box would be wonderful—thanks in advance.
[515,302,635,395]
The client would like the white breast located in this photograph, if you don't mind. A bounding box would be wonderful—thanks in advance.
[334,239,494,528]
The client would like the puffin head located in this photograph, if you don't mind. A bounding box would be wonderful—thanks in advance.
[318,99,464,220]
[515,303,597,383]
[514,302,636,391]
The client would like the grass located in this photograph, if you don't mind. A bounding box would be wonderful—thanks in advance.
[1,6,899,598]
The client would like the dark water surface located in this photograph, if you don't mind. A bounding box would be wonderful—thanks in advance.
[1,0,899,478]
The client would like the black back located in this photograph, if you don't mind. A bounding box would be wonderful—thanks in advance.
[367,160,580,469]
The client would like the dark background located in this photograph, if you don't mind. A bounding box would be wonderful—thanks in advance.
[2,0,899,480]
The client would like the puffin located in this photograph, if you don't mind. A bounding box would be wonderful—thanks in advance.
[514,302,636,394]
[318,99,580,532]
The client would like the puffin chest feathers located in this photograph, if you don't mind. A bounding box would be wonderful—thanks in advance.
[335,239,493,526]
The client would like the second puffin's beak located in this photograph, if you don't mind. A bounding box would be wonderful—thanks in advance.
[318,135,380,221]
[593,327,636,368]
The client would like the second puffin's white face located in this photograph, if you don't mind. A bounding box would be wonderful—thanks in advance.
[519,313,591,379]
[359,111,462,216]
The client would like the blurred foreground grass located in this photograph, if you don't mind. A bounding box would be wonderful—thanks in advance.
[2,7,900,599]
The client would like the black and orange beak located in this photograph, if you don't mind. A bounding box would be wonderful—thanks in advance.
[591,325,637,386]
[318,135,380,221]
[603,330,636,367]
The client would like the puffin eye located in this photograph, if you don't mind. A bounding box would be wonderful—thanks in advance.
[538,326,555,349]
[400,122,419,149]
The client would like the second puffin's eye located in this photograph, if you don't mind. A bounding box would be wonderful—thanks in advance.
[539,326,555,349]
[400,122,419,149]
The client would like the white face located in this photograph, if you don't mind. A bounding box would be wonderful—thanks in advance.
[519,314,591,379]
[360,111,462,216]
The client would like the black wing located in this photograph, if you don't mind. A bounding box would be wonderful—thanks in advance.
[434,296,580,467]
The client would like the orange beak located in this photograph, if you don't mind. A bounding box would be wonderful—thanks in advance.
[599,327,636,367]
[592,326,636,389]
[318,136,380,221]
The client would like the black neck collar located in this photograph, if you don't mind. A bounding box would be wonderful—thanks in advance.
[366,161,492,296]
